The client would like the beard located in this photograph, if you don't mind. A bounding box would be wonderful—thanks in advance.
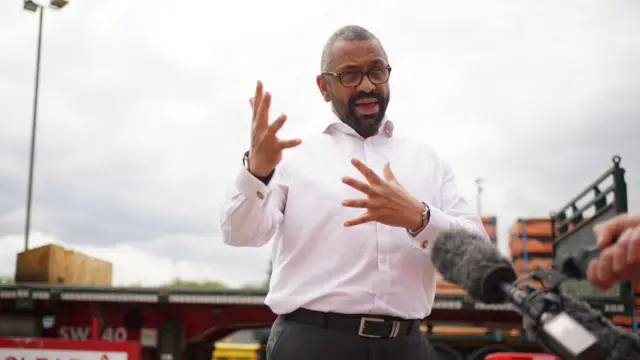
[331,91,390,137]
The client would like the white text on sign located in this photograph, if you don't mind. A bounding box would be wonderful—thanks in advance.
[58,326,128,342]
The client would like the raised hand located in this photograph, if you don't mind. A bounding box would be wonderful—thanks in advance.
[341,159,425,230]
[247,81,302,177]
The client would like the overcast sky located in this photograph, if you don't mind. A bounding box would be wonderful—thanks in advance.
[0,0,638,288]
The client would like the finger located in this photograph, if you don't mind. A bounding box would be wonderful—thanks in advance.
[593,213,640,248]
[344,212,374,227]
[586,261,599,285]
[612,228,633,274]
[382,162,397,183]
[252,81,263,120]
[351,158,382,185]
[267,114,287,134]
[341,198,374,209]
[342,176,376,195]
[254,91,271,128]
[627,226,640,265]
[590,260,613,290]
[596,248,616,287]
[277,138,302,149]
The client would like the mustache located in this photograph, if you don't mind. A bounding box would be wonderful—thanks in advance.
[348,92,385,106]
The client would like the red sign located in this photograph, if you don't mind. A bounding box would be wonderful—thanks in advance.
[0,338,140,360]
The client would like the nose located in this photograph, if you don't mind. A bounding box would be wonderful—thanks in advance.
[356,75,375,92]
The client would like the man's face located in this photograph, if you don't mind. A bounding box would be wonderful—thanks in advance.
[317,39,391,138]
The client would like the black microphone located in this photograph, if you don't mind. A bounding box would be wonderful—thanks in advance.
[557,247,601,280]
[430,228,640,360]
[556,231,619,280]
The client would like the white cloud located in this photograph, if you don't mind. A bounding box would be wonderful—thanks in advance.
[0,0,638,286]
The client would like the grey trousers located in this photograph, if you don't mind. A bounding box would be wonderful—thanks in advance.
[267,315,439,360]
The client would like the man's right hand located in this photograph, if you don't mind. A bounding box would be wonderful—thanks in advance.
[247,81,302,177]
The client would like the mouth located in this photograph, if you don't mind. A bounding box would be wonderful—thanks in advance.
[354,98,380,115]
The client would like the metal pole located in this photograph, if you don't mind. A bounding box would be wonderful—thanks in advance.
[475,178,484,215]
[24,6,44,252]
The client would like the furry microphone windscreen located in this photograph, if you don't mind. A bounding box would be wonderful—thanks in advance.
[430,228,515,302]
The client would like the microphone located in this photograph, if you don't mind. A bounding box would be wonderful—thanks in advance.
[557,247,601,280]
[430,228,517,303]
[430,228,640,360]
[556,231,618,280]
[522,292,640,360]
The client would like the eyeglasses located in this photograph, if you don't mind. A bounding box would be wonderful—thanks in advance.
[322,66,392,87]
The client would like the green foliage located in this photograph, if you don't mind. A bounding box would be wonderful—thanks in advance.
[162,278,228,289]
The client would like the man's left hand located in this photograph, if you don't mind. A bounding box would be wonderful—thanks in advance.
[341,158,424,231]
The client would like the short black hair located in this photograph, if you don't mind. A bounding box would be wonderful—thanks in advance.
[320,25,387,72]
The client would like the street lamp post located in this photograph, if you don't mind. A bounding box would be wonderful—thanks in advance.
[22,0,69,252]
[475,178,484,215]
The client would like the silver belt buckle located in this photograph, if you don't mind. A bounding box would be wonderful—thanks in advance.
[357,317,402,338]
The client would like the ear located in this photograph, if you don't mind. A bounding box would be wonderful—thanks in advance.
[316,75,331,102]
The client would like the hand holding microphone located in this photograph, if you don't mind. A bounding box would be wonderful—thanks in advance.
[586,213,640,290]
[430,228,640,360]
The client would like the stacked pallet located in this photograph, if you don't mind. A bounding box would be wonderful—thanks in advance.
[436,216,499,295]
[612,284,640,334]
[482,215,498,245]
[433,217,500,338]
[509,217,555,274]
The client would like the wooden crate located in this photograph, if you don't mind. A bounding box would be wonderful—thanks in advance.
[15,244,112,285]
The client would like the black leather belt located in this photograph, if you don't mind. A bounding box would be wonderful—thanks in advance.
[284,308,418,339]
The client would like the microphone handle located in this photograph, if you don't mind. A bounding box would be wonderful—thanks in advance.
[560,233,621,280]
[561,248,602,280]
[522,291,640,360]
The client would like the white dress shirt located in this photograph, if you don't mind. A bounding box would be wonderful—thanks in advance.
[220,116,488,320]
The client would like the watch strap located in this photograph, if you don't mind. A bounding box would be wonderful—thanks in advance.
[408,202,430,236]
[243,151,274,185]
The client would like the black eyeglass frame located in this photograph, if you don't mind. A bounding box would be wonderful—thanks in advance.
[321,65,392,87]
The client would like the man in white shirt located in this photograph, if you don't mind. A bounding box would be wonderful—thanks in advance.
[221,25,488,360]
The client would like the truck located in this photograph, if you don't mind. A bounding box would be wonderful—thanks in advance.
[0,156,635,360]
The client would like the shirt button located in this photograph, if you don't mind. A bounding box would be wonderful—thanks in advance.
[421,240,429,249]
[256,191,265,200]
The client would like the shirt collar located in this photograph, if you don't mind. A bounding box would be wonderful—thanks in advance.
[320,112,395,138]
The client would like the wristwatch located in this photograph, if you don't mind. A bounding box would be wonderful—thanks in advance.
[407,202,430,236]
[243,151,274,185]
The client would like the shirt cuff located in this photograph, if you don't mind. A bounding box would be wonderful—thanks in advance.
[409,205,451,252]
[235,165,271,207]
